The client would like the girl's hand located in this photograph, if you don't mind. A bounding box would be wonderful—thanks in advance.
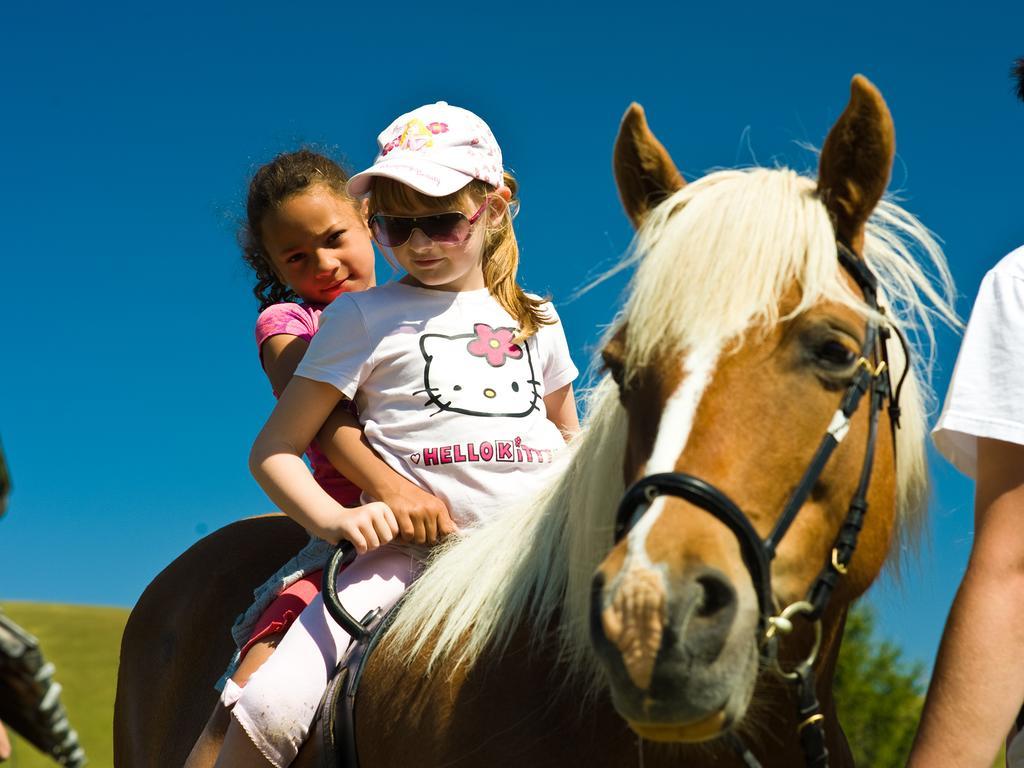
[380,482,460,545]
[328,501,399,554]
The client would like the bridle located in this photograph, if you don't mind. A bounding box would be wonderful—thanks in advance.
[611,242,909,768]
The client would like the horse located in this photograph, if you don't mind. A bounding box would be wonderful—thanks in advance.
[113,514,309,765]
[351,76,955,767]
[114,75,956,767]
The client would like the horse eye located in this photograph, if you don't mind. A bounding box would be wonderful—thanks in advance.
[815,340,857,369]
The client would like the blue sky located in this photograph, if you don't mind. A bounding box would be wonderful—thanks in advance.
[1,1,1022,669]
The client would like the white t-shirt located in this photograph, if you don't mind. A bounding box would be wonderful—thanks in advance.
[295,282,579,528]
[933,245,1024,478]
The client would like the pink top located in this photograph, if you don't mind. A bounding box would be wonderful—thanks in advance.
[255,302,361,507]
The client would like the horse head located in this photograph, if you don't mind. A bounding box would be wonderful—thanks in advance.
[589,77,933,747]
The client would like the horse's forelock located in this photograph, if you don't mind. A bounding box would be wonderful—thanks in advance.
[621,169,854,373]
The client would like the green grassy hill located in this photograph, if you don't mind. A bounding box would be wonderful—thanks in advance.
[1,602,128,768]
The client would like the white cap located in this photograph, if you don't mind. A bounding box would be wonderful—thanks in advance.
[347,102,504,197]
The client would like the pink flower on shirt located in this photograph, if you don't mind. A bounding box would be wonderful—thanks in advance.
[466,324,523,367]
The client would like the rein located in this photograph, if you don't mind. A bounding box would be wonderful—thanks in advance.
[612,242,905,768]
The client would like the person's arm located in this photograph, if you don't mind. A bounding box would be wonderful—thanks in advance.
[249,374,397,552]
[261,333,311,395]
[262,334,457,544]
[316,408,459,543]
[534,302,580,441]
[544,383,580,440]
[909,436,1024,768]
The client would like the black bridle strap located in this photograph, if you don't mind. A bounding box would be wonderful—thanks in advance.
[796,664,829,768]
[838,240,906,431]
[763,242,887,558]
[884,321,910,431]
[616,473,774,628]
[837,245,878,299]
[806,350,889,617]
[322,542,373,640]
[764,332,877,559]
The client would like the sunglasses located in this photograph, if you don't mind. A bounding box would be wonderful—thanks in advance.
[369,201,488,248]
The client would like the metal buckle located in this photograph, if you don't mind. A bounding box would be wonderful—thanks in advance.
[856,357,887,378]
[798,714,826,732]
[764,600,823,681]
[831,547,848,575]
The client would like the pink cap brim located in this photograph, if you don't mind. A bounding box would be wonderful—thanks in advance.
[347,158,474,197]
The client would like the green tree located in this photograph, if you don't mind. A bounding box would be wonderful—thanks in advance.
[833,603,926,767]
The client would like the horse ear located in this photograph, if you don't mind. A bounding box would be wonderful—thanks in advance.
[817,76,895,253]
[614,104,686,229]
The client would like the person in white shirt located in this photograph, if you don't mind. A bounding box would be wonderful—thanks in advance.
[908,58,1024,768]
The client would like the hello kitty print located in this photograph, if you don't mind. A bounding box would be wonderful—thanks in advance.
[417,323,541,418]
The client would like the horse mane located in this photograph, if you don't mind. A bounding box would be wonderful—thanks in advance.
[1014,57,1024,102]
[384,167,959,694]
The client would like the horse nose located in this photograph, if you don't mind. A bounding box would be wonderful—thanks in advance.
[674,567,737,661]
[590,564,741,696]
[590,556,758,729]
[696,569,735,618]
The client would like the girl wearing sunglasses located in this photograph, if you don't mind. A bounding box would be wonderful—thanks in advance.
[217,103,580,767]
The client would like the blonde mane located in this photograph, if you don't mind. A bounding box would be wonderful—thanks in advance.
[384,167,958,692]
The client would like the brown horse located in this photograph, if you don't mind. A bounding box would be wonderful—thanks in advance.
[114,514,308,766]
[354,76,954,767]
[115,76,956,767]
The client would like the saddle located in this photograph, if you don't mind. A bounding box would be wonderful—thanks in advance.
[312,604,396,768]
[0,610,86,767]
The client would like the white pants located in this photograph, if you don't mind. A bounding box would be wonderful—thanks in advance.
[225,545,419,767]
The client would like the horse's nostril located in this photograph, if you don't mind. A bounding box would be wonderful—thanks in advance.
[695,571,736,619]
